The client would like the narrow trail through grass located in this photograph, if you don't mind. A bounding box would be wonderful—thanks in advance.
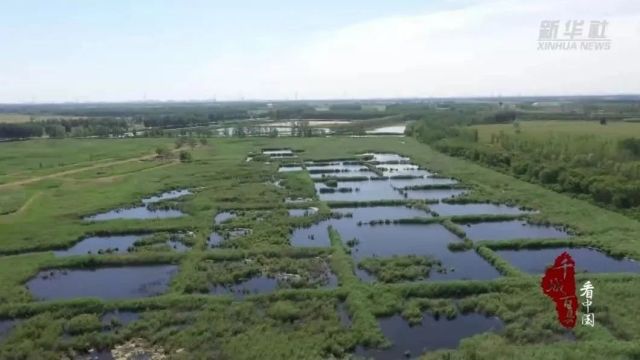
[0,152,159,188]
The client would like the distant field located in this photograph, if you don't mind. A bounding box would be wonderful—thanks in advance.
[0,138,174,184]
[0,113,91,124]
[0,113,32,123]
[472,120,640,143]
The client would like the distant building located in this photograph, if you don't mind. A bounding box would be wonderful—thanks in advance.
[314,105,331,112]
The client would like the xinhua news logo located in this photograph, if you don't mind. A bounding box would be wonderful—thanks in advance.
[537,20,611,51]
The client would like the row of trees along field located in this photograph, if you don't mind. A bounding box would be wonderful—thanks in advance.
[0,118,129,139]
[409,108,640,215]
[0,117,222,140]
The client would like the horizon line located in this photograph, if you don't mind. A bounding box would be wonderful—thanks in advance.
[1,92,640,107]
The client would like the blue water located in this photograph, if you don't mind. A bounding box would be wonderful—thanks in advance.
[495,247,640,274]
[214,211,236,224]
[331,206,430,222]
[356,312,504,359]
[463,221,570,242]
[26,265,178,300]
[54,234,144,256]
[0,319,19,342]
[291,218,499,281]
[101,310,140,328]
[84,189,190,221]
[208,232,224,247]
[84,207,185,221]
[316,181,466,202]
[339,223,500,281]
[430,203,532,217]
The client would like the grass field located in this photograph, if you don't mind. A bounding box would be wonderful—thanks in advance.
[0,136,639,359]
[0,138,174,185]
[472,120,640,143]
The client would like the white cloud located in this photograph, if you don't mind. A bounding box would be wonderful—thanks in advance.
[203,0,640,100]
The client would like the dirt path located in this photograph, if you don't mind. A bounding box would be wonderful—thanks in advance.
[0,144,200,189]
[0,152,159,189]
[13,191,42,215]
[83,161,179,184]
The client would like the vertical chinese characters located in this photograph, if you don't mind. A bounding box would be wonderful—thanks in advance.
[580,281,595,327]
[541,252,578,328]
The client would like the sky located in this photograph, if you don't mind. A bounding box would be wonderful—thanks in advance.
[1,0,639,103]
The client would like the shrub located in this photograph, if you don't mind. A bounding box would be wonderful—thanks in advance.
[65,314,102,335]
[268,301,301,322]
[179,151,193,163]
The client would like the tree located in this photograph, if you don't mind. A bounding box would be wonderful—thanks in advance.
[513,121,521,134]
[45,124,66,138]
[179,150,193,163]
[187,137,197,149]
[292,120,312,137]
[234,126,246,138]
[600,117,607,125]
[199,138,208,146]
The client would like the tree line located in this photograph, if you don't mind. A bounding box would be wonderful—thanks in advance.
[411,110,640,213]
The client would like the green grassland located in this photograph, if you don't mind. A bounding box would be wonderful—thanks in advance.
[0,138,174,185]
[0,136,638,359]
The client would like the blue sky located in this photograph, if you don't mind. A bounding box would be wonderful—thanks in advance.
[1,0,639,102]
